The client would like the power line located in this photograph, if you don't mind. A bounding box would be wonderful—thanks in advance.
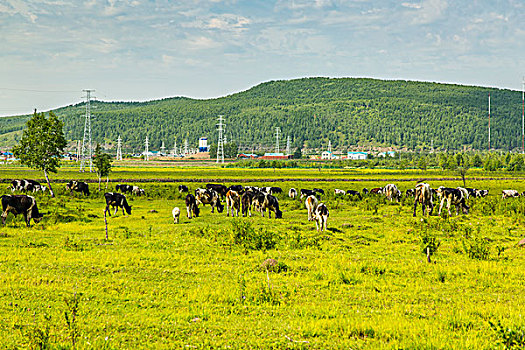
[217,115,225,163]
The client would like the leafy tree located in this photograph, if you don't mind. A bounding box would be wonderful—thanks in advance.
[293,147,302,159]
[417,156,428,171]
[12,110,67,198]
[93,143,112,191]
[209,142,238,159]
[471,154,483,167]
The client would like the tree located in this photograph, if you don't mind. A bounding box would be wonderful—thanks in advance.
[293,147,302,159]
[12,110,67,198]
[455,153,470,187]
[93,143,112,191]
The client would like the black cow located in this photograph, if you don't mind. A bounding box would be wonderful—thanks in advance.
[1,195,43,227]
[346,190,362,199]
[300,189,318,199]
[185,194,200,219]
[178,185,189,193]
[116,184,133,194]
[104,192,132,216]
[228,185,244,193]
[313,188,325,195]
[66,180,90,196]
[241,191,255,217]
[205,184,228,198]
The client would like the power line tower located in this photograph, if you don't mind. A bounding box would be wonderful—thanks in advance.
[172,140,177,156]
[286,135,291,155]
[184,139,188,155]
[76,140,81,162]
[80,89,95,172]
[216,115,225,163]
[274,127,281,153]
[144,135,149,161]
[116,135,122,161]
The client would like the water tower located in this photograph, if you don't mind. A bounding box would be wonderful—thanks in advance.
[199,137,208,152]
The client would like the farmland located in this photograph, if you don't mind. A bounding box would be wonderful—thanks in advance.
[1,163,525,349]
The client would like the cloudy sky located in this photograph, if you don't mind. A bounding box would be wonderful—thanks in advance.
[0,0,524,116]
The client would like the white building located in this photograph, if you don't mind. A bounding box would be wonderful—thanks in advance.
[322,151,336,160]
[347,151,368,160]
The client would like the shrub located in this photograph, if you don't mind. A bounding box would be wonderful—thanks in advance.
[230,220,278,251]
[490,320,525,349]
[463,236,491,260]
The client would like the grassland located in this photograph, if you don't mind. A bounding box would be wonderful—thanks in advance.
[1,164,525,349]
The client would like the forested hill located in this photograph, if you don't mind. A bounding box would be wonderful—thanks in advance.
[0,77,522,152]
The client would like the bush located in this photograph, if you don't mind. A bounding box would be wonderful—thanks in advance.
[463,236,491,260]
[230,220,278,251]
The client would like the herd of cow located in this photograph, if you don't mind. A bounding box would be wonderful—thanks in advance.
[2,177,524,230]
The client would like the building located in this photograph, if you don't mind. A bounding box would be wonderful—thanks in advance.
[261,153,292,160]
[347,151,368,160]
[198,137,208,152]
[238,153,259,159]
[321,151,337,160]
[378,151,396,158]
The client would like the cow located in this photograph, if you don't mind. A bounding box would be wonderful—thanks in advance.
[300,189,321,199]
[104,192,132,216]
[405,189,415,197]
[346,190,362,199]
[362,188,369,195]
[437,187,469,216]
[384,184,401,202]
[172,207,180,224]
[195,188,224,213]
[313,188,325,195]
[369,187,383,195]
[334,189,346,196]
[66,180,90,196]
[466,188,478,198]
[476,189,489,197]
[502,190,520,199]
[178,185,189,193]
[269,187,283,194]
[314,203,329,232]
[185,194,200,219]
[259,194,282,219]
[288,188,297,199]
[226,190,241,217]
[205,184,228,198]
[11,180,46,193]
[132,186,146,196]
[228,185,244,193]
[305,195,319,221]
[241,191,255,217]
[116,184,133,194]
[1,195,43,227]
[245,186,260,192]
[413,183,433,217]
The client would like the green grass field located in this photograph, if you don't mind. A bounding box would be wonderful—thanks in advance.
[1,164,525,349]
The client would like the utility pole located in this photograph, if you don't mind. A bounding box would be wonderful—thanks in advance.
[144,135,149,161]
[286,135,291,155]
[216,115,225,163]
[184,139,188,155]
[160,141,166,155]
[80,89,95,172]
[328,140,332,153]
[172,140,177,156]
[274,127,280,153]
[488,93,491,151]
[116,135,122,161]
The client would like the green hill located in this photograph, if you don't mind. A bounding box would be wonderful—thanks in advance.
[1,77,522,152]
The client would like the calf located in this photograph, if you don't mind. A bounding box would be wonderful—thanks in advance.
[334,189,346,196]
[346,190,362,199]
[437,187,469,216]
[413,183,433,217]
[172,207,180,224]
[66,180,90,196]
[288,188,297,199]
[104,192,132,216]
[185,194,200,219]
[132,186,146,196]
[178,185,189,193]
[305,195,319,221]
[1,195,43,227]
[314,203,329,232]
[195,188,224,213]
[260,194,282,219]
[205,184,228,198]
[384,184,401,202]
[226,190,241,217]
[241,191,255,217]
[502,190,520,199]
[116,184,133,194]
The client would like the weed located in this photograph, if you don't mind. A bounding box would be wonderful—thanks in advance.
[463,236,491,260]
[489,320,525,349]
[230,220,278,251]
[26,313,52,350]
[64,292,81,347]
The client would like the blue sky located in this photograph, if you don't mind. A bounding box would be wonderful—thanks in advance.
[0,0,524,116]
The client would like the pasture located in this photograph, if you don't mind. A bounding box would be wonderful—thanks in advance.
[1,164,525,349]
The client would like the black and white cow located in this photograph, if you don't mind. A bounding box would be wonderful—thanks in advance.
[476,189,489,197]
[1,195,44,227]
[178,185,189,193]
[383,184,401,202]
[228,185,244,193]
[346,190,362,199]
[226,190,241,217]
[465,188,478,198]
[104,192,132,216]
[300,189,317,199]
[305,195,319,221]
[11,179,46,193]
[362,188,369,195]
[259,194,282,219]
[413,183,433,217]
[116,184,133,194]
[314,203,329,232]
[205,184,228,198]
[502,190,520,199]
[437,187,469,216]
[131,186,146,196]
[185,194,200,219]
[241,191,255,217]
[66,180,90,196]
[405,189,415,197]
[334,189,346,196]
[288,188,297,199]
[195,188,224,213]
[313,188,325,195]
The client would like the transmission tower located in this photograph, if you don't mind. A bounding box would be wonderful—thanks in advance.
[116,135,122,161]
[76,140,81,162]
[80,89,95,172]
[286,135,291,155]
[217,115,225,163]
[184,139,188,155]
[274,127,281,153]
[144,135,149,161]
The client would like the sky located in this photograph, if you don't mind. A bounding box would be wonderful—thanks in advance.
[0,0,524,117]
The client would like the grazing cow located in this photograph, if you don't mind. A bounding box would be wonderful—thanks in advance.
[11,179,46,193]
[66,180,90,196]
[228,185,244,193]
[116,184,133,194]
[259,194,282,219]
[1,195,43,227]
[362,188,369,195]
[305,195,319,221]
[195,188,224,213]
[476,189,489,197]
[346,190,362,199]
[313,188,325,195]
[178,185,189,193]
[185,194,200,219]
[413,183,433,217]
[384,184,401,202]
[104,192,132,216]
[502,190,520,199]
[269,187,283,194]
[457,187,469,201]
[172,207,180,224]
[288,188,297,199]
[405,189,415,197]
[205,184,228,198]
[132,186,146,196]
[437,187,469,216]
[314,203,329,232]
[226,190,241,217]
[334,189,346,196]
[241,191,255,217]
[245,186,260,192]
[369,187,383,195]
[466,188,478,198]
[300,189,322,199]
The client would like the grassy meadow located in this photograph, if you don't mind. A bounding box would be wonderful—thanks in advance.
[1,163,525,349]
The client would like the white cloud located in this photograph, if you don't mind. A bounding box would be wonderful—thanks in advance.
[185,36,220,50]
[407,0,448,24]
[401,3,421,9]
